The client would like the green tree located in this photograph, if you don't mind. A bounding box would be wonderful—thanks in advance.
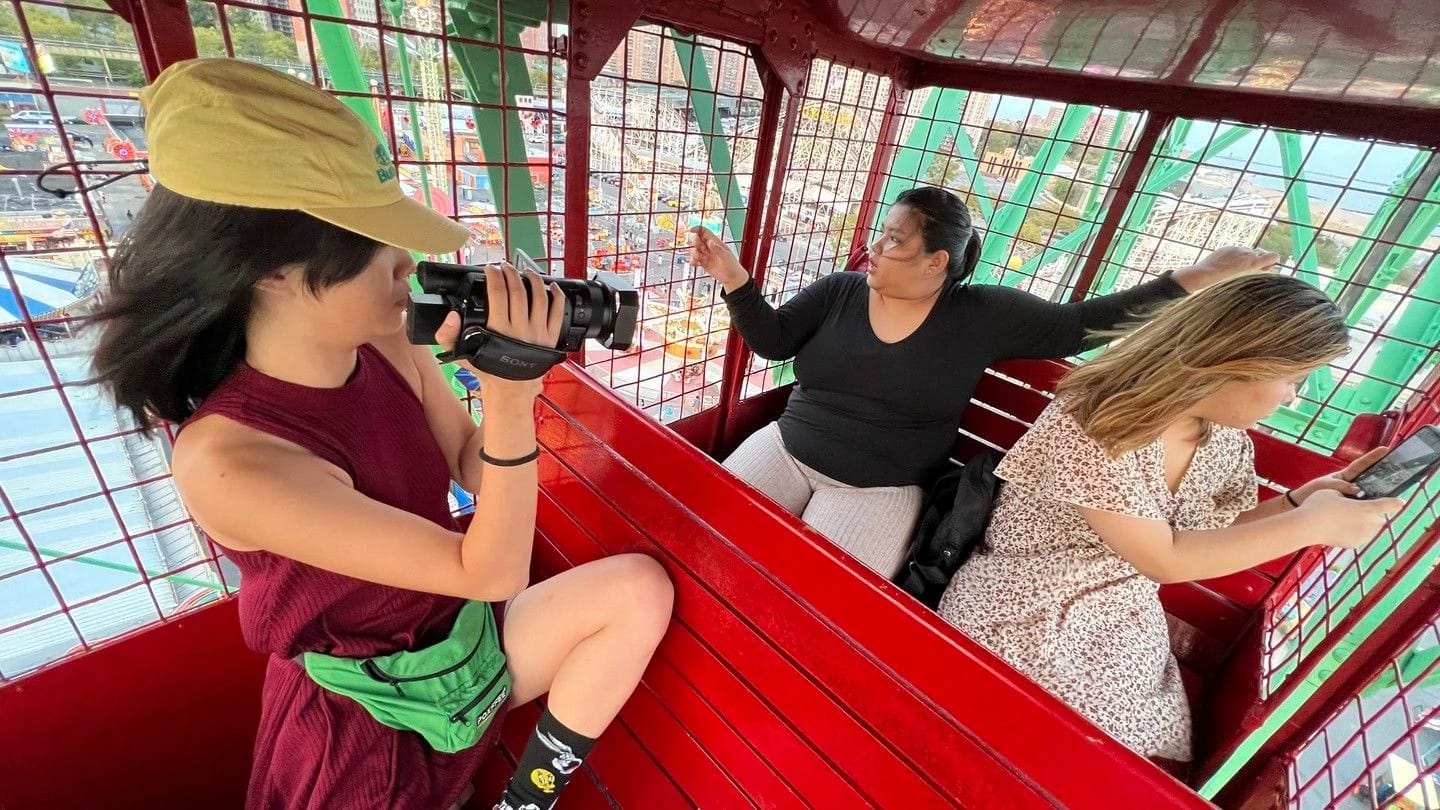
[981,129,1017,156]
[7,8,88,40]
[1395,254,1425,287]
[357,46,382,71]
[1260,223,1347,267]
[528,62,550,93]
[73,10,128,44]
[1018,135,1046,158]
[925,153,962,186]
[262,32,299,62]
[113,61,145,85]
[828,210,860,256]
[188,0,217,28]
[1018,220,1046,246]
[1047,176,1074,205]
[192,26,226,57]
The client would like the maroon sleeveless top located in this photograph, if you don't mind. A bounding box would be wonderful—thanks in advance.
[186,344,503,809]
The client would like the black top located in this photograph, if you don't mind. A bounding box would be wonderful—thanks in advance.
[721,271,1188,487]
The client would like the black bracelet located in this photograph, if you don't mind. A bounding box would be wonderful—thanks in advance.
[478,447,540,467]
[1284,490,1301,509]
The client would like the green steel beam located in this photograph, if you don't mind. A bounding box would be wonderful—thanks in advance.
[1200,475,1440,799]
[1065,122,1251,296]
[1086,118,1194,295]
[306,0,384,134]
[670,31,746,244]
[877,88,951,207]
[1326,150,1435,307]
[1362,644,1440,697]
[0,539,225,593]
[875,88,995,224]
[948,120,995,222]
[1335,165,1440,329]
[1017,110,1129,284]
[380,0,435,210]
[1269,161,1440,443]
[448,0,546,262]
[1275,131,1322,287]
[1273,130,1336,409]
[1351,253,1440,416]
[1080,111,1127,216]
[1242,150,1440,446]
[983,103,1092,286]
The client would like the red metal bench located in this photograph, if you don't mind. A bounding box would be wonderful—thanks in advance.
[2,361,1227,808]
[720,357,1351,778]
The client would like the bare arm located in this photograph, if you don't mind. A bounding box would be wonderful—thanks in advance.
[174,418,533,601]
[177,262,563,602]
[1079,489,1403,584]
[690,226,835,361]
[1231,446,1388,526]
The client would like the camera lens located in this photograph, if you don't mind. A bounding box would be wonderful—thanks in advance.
[415,261,470,296]
[411,262,639,353]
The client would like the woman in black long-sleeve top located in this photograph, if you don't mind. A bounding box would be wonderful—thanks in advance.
[690,186,1277,577]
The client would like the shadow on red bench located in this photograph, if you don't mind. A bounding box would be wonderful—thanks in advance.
[713,358,1350,788]
[512,363,1210,808]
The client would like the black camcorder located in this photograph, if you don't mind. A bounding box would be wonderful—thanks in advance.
[406,251,639,381]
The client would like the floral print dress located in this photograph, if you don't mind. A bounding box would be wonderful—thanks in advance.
[937,400,1258,761]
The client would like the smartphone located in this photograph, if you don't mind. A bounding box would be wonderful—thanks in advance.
[1350,425,1440,500]
[512,248,545,276]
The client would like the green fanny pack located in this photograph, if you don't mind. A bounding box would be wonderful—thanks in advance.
[298,600,511,754]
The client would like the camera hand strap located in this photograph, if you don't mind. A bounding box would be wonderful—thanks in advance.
[438,328,567,381]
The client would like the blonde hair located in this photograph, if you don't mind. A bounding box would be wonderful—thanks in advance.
[1057,274,1350,456]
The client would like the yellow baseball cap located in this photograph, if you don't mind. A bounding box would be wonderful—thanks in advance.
[140,58,469,255]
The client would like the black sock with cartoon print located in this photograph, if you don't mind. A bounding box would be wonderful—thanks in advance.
[496,708,597,810]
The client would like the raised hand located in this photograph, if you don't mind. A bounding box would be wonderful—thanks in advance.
[1171,246,1280,292]
[689,227,750,292]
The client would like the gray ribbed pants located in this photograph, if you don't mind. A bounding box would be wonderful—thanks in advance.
[722,422,923,578]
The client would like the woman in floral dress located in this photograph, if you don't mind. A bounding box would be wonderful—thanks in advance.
[939,274,1405,770]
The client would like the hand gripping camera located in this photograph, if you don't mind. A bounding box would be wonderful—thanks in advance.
[406,251,639,381]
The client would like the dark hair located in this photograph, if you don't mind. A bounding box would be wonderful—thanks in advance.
[893,186,982,283]
[89,185,381,432]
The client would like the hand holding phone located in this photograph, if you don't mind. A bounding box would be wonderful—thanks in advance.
[1349,425,1440,501]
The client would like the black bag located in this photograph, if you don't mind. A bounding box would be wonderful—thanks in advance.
[894,450,1003,609]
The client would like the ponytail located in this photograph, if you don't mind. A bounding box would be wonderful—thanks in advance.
[893,186,982,284]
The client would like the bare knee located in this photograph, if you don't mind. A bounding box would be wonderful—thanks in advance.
[602,553,674,639]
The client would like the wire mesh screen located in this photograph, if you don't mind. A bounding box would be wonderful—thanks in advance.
[1288,596,1440,810]
[0,0,236,682]
[1191,1,1440,106]
[872,88,1148,299]
[192,0,568,268]
[1263,476,1440,702]
[576,24,765,423]
[739,59,891,399]
[1091,120,1439,456]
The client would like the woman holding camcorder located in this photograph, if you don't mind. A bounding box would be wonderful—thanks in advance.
[91,58,672,810]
